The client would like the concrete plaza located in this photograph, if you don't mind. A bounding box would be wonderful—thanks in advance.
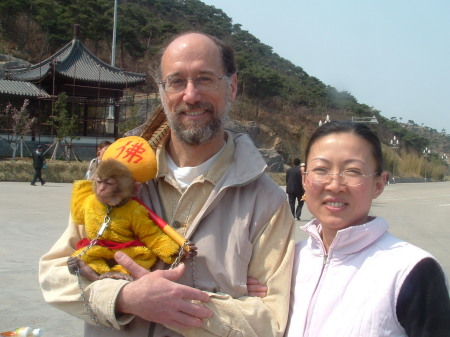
[1,181,449,336]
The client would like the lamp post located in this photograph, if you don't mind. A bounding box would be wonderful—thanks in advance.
[107,0,119,121]
[111,0,118,67]
[390,136,400,184]
[423,147,431,182]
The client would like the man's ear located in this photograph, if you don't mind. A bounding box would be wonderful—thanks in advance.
[229,73,238,101]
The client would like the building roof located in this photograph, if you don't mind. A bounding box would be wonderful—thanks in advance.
[5,38,146,88]
[0,79,50,97]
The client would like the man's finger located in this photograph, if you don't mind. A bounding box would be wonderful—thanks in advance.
[115,251,150,279]
[115,251,189,283]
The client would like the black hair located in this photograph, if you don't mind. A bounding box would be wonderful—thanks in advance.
[152,31,237,82]
[98,140,112,149]
[293,158,301,166]
[304,121,383,175]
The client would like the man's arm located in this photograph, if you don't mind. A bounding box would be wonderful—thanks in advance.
[39,217,212,330]
[39,217,117,325]
[170,202,295,337]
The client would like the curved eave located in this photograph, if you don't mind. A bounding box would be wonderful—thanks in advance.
[5,41,73,81]
[5,39,146,87]
[54,40,146,86]
[0,80,50,98]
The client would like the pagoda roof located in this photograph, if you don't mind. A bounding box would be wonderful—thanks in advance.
[5,38,146,88]
[0,79,50,98]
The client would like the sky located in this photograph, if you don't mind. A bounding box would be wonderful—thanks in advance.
[202,0,450,134]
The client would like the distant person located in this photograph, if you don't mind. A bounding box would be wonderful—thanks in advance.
[285,121,450,337]
[286,158,305,220]
[31,144,46,186]
[85,140,112,180]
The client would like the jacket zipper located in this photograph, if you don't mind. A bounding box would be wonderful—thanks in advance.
[303,244,329,336]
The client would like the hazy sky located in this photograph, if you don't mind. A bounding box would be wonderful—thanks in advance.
[203,0,450,134]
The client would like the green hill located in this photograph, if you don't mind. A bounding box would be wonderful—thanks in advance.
[1,0,449,179]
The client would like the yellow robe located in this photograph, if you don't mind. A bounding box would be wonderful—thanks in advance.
[71,180,179,275]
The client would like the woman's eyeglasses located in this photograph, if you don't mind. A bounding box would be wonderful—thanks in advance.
[304,168,378,186]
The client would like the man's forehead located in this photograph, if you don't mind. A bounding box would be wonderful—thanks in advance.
[161,34,222,75]
[166,33,217,52]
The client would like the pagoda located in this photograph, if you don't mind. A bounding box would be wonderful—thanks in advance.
[3,24,146,139]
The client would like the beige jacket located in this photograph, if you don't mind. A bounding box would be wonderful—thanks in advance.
[39,130,295,337]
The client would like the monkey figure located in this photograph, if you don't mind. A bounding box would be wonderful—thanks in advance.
[67,158,196,281]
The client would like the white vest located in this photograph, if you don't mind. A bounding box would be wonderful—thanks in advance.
[286,217,432,337]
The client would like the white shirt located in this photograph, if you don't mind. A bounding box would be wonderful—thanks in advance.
[165,145,225,189]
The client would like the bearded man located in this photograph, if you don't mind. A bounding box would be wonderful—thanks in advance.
[39,32,294,337]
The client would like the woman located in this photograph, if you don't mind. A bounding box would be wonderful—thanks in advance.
[284,121,449,337]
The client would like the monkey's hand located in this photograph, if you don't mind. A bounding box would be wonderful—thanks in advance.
[99,271,134,281]
[182,242,197,260]
[67,257,100,281]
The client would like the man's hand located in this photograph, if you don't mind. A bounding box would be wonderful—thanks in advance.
[247,277,268,297]
[115,251,213,330]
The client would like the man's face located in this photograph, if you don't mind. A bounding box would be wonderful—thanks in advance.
[159,33,237,145]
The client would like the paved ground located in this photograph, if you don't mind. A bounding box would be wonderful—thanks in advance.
[1,181,449,336]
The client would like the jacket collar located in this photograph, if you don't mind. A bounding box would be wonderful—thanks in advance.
[302,217,389,256]
[155,129,267,189]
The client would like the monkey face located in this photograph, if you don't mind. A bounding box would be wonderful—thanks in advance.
[95,177,131,207]
[94,159,136,207]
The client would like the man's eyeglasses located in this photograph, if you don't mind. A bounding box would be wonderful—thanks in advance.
[159,74,226,93]
[304,168,378,186]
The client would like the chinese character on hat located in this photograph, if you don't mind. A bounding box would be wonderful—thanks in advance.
[102,136,157,182]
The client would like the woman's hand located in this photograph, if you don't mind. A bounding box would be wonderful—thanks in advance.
[247,277,268,297]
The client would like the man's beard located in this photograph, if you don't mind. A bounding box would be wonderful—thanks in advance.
[160,91,231,146]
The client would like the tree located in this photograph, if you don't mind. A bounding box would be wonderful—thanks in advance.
[239,65,284,100]
[46,93,80,161]
[1,99,35,158]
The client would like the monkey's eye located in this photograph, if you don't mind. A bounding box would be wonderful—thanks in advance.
[104,179,118,186]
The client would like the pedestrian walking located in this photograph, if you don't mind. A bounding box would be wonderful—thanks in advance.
[31,145,46,186]
[286,158,305,220]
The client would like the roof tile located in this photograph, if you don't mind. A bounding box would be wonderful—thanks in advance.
[5,39,146,87]
[0,79,50,97]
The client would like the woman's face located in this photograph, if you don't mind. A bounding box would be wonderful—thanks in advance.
[303,132,387,232]
[98,146,109,159]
